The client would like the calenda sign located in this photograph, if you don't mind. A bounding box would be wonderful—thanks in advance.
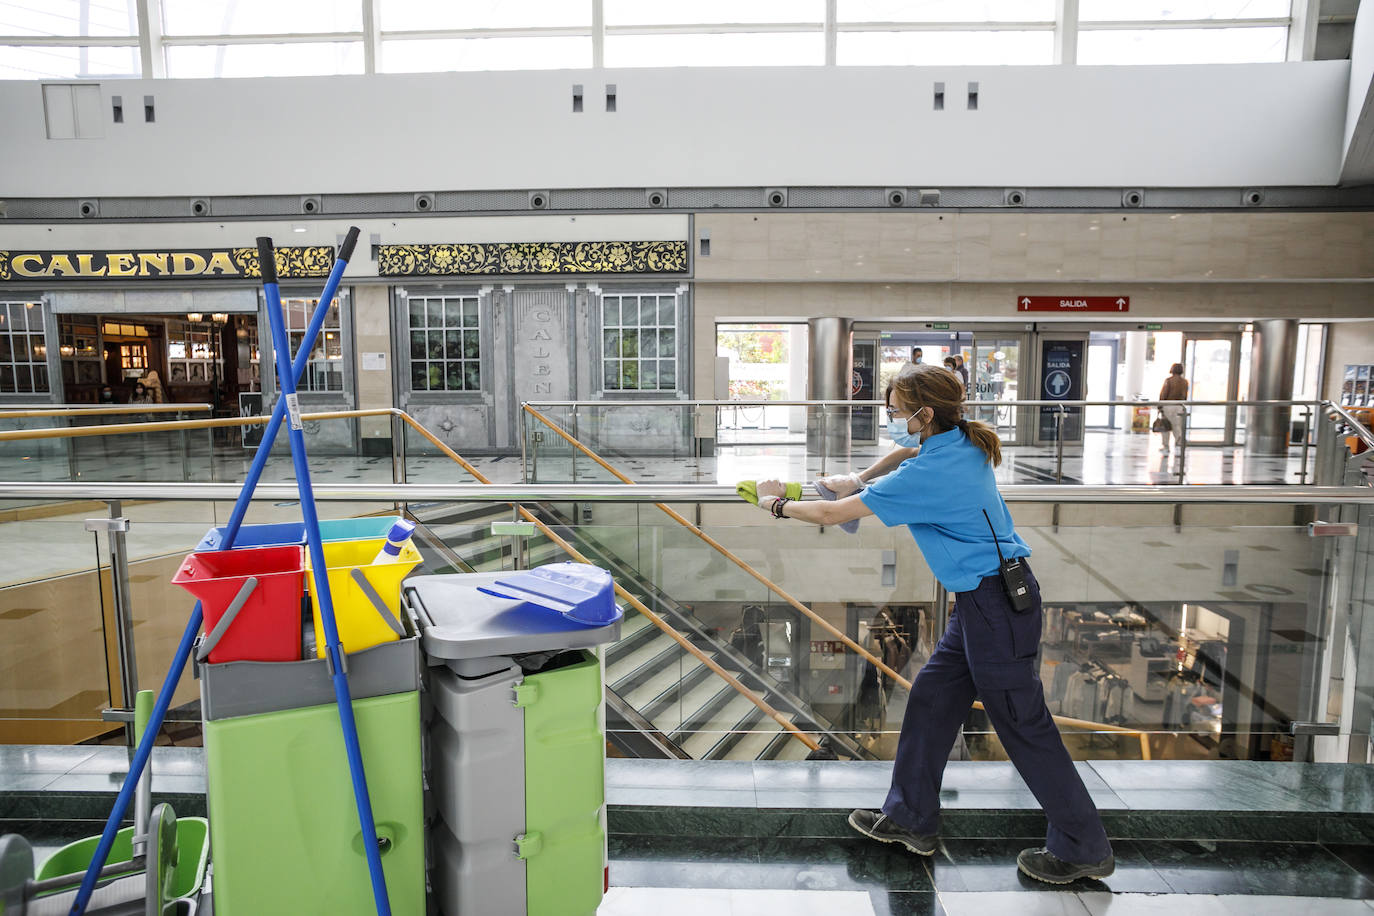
[0,247,334,281]
[510,291,572,407]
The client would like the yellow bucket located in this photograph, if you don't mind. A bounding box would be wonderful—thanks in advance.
[304,537,422,657]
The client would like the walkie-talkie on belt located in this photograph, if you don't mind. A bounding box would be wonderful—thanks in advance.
[982,509,1034,613]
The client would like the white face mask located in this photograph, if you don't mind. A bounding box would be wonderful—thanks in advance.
[886,408,925,447]
[887,418,921,447]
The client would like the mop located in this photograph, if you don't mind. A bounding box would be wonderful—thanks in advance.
[254,234,392,915]
[67,228,382,915]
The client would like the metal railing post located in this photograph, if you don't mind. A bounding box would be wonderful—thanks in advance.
[390,411,407,515]
[571,407,579,484]
[179,416,191,483]
[1177,409,1188,485]
[819,405,829,478]
[65,415,81,482]
[519,402,529,484]
[1300,404,1313,484]
[86,503,137,746]
[1055,405,1065,483]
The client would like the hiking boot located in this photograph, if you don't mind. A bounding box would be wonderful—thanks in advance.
[847,809,937,856]
[1016,846,1115,884]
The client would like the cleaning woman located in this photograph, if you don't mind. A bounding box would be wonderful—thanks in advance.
[751,363,1113,884]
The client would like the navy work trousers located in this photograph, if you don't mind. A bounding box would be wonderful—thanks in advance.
[881,562,1112,864]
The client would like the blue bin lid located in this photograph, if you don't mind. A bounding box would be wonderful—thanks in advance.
[476,562,621,627]
[196,522,305,552]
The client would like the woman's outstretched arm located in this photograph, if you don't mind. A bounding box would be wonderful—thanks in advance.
[756,478,875,526]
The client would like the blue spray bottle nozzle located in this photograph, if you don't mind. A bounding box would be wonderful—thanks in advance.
[377,519,417,561]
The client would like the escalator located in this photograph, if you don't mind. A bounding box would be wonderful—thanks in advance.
[404,500,872,762]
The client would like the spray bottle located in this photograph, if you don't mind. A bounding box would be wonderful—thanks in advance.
[373,518,417,564]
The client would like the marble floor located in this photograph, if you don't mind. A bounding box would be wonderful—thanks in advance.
[9,751,1374,913]
[600,838,1374,914]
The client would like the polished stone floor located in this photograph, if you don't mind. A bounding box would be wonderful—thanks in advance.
[8,750,1374,912]
[602,837,1374,914]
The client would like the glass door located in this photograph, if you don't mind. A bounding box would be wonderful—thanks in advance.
[1183,333,1240,445]
[1086,336,1120,428]
[970,337,1021,442]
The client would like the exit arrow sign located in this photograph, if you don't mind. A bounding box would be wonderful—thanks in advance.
[1018,296,1129,312]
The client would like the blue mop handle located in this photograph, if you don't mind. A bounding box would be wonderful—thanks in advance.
[221,226,361,546]
[260,236,392,916]
[68,228,361,916]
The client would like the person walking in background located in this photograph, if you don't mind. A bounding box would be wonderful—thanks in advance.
[911,347,923,365]
[954,354,970,393]
[943,356,959,375]
[750,363,1114,884]
[1158,363,1189,455]
[142,369,166,403]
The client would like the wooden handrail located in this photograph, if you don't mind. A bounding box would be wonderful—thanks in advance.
[396,412,821,752]
[523,403,1153,760]
[0,405,823,752]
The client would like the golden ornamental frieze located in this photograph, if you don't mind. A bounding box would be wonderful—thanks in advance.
[0,247,333,281]
[377,241,688,276]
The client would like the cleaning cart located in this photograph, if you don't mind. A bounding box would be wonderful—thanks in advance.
[58,228,405,916]
[404,563,622,916]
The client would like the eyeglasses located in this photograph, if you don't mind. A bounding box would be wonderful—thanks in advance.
[885,407,919,421]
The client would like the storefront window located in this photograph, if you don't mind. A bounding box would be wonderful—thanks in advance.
[166,318,224,384]
[603,293,677,391]
[407,294,481,392]
[282,297,343,392]
[0,302,50,394]
[58,316,100,388]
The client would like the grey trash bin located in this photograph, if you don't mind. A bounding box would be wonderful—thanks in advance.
[403,567,622,916]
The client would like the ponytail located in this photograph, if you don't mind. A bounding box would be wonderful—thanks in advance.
[891,363,1003,466]
[961,418,1003,467]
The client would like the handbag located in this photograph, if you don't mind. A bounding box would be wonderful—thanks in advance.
[1152,414,1172,433]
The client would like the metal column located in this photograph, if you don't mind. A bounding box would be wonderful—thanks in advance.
[806,317,853,473]
[1245,319,1299,481]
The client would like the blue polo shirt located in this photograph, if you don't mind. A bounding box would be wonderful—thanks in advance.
[859,427,1030,593]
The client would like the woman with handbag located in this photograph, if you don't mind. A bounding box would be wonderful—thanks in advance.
[1157,363,1189,454]
[750,363,1113,884]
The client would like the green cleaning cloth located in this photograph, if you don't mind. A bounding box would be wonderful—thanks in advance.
[735,480,804,505]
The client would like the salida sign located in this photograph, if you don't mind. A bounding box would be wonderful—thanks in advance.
[0,247,334,281]
[1018,296,1129,312]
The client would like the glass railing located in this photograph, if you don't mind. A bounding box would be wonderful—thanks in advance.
[0,399,1359,495]
[0,405,214,492]
[0,409,400,491]
[522,399,1339,487]
[2,481,1369,768]
[0,492,401,746]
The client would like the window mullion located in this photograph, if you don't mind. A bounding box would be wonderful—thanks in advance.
[136,0,166,77]
[1056,0,1078,65]
[592,0,603,68]
[824,0,836,65]
[362,0,381,73]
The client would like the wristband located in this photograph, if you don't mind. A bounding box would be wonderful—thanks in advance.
[771,496,791,519]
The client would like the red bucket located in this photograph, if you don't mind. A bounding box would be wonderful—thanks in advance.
[172,545,305,663]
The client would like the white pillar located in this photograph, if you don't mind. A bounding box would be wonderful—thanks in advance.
[1124,331,1147,401]
[788,324,808,433]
